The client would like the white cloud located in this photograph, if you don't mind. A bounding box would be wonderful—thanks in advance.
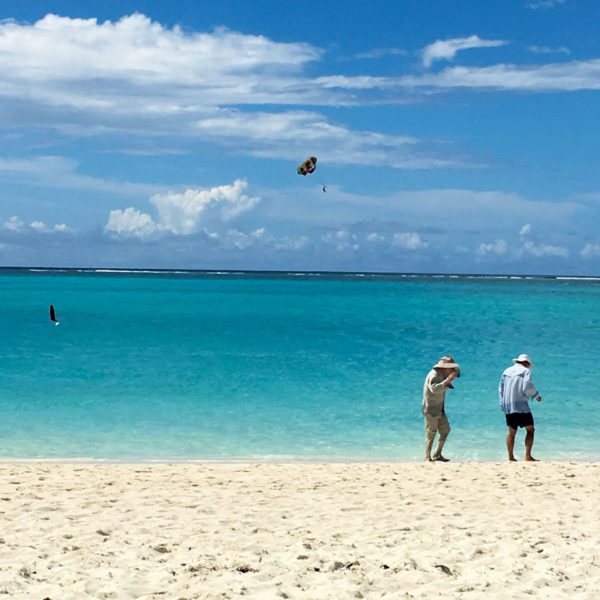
[274,235,310,250]
[3,13,594,176]
[193,108,458,169]
[28,221,73,233]
[0,14,466,171]
[401,59,600,92]
[477,238,568,259]
[4,216,24,231]
[355,48,408,60]
[392,232,428,250]
[0,14,328,118]
[105,207,158,237]
[477,239,508,256]
[521,240,568,257]
[1,216,74,235]
[366,232,386,243]
[422,35,508,68]
[105,179,260,238]
[529,45,570,55]
[150,179,260,232]
[224,228,266,250]
[519,223,532,236]
[580,243,600,259]
[30,221,50,232]
[0,14,318,85]
[322,230,359,251]
[527,0,565,9]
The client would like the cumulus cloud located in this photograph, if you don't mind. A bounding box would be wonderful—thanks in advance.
[581,243,600,258]
[4,216,24,231]
[29,221,73,233]
[422,35,508,68]
[105,179,260,238]
[150,180,260,232]
[521,241,568,257]
[392,232,429,250]
[477,237,568,259]
[366,232,386,243]
[30,221,50,232]
[105,207,158,237]
[224,228,266,250]
[477,239,508,256]
[2,216,74,236]
[321,230,359,251]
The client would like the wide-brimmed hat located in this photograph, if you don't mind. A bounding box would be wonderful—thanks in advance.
[433,356,460,370]
[512,353,534,367]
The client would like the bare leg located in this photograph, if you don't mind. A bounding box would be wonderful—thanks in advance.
[524,425,537,461]
[506,427,517,461]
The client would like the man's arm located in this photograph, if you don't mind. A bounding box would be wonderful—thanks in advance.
[523,370,541,401]
[426,371,456,393]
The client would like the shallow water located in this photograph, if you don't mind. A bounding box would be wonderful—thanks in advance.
[1,268,598,460]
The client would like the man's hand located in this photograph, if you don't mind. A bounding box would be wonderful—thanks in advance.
[445,372,457,386]
[536,394,542,402]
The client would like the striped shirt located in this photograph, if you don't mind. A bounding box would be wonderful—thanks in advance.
[499,363,538,415]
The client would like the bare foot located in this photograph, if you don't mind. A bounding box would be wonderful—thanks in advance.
[525,456,538,461]
[508,456,517,462]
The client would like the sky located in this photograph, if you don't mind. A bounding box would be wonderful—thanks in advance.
[2,0,600,274]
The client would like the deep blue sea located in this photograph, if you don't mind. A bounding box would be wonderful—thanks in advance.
[1,268,599,461]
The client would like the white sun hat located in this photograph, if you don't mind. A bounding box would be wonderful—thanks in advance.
[512,353,534,367]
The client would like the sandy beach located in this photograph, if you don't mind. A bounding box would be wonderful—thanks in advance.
[0,461,598,599]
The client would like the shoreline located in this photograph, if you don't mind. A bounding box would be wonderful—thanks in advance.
[1,461,598,598]
[1,456,600,464]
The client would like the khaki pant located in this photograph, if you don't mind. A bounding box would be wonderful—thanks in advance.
[424,413,451,459]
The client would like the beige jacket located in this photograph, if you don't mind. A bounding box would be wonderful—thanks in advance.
[422,369,449,417]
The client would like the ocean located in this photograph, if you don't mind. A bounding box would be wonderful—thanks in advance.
[1,268,599,461]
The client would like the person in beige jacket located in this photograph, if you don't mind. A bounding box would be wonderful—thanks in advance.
[422,356,459,462]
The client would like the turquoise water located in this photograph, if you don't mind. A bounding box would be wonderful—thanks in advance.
[1,268,599,461]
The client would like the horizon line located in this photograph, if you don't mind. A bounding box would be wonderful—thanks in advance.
[1,265,600,280]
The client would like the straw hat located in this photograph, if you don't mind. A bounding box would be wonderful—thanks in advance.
[433,356,460,370]
[512,353,534,367]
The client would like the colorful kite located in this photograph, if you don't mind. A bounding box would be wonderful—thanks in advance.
[297,156,317,176]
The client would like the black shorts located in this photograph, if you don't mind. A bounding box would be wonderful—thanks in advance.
[505,412,534,429]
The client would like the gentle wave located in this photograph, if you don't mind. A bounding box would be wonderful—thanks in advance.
[6,268,599,282]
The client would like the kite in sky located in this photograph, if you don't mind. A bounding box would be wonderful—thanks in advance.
[297,156,326,192]
[297,156,317,176]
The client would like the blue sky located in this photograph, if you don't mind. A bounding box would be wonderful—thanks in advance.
[2,0,600,274]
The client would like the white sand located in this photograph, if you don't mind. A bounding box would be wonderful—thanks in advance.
[0,461,599,599]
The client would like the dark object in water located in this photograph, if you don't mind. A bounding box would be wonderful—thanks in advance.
[49,304,59,325]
